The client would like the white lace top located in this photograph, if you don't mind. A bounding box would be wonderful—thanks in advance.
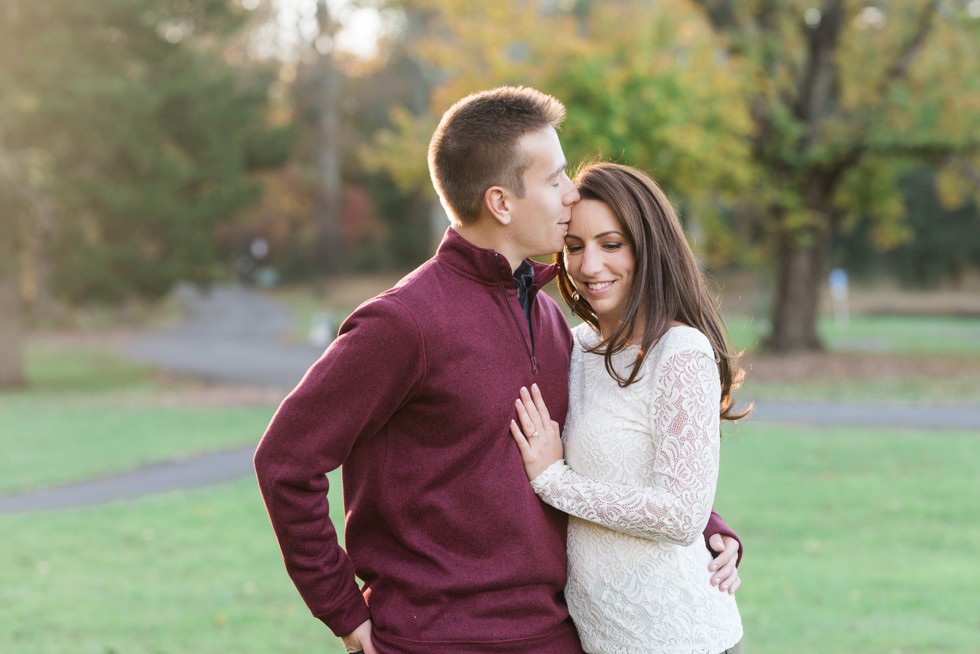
[531,324,742,654]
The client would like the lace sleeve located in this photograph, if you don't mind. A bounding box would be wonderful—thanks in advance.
[530,349,721,545]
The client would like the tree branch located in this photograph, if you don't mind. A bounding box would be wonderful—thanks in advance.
[825,1,942,190]
[870,141,980,161]
[794,0,844,128]
[846,1,941,138]
[873,0,941,101]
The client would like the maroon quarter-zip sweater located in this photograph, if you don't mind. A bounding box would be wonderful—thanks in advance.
[254,229,738,653]
[255,229,582,652]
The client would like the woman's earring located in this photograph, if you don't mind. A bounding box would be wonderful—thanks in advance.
[572,291,580,301]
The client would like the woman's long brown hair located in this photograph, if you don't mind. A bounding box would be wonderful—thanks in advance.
[556,162,750,422]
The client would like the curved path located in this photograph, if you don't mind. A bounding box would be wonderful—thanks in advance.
[3,283,978,513]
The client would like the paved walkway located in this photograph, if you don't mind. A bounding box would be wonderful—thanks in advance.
[3,283,978,514]
[120,282,328,390]
[0,447,257,514]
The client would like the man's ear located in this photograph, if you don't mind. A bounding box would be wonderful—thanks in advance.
[484,186,511,226]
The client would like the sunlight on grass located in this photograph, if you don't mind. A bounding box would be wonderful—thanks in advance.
[727,314,980,357]
[820,315,980,356]
[742,372,980,404]
[0,344,278,494]
[26,344,156,392]
[0,401,275,495]
[726,315,980,403]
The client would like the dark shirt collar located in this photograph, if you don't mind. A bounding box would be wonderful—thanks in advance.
[513,260,536,331]
[513,260,535,293]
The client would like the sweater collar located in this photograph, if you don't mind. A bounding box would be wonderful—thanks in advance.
[436,228,558,290]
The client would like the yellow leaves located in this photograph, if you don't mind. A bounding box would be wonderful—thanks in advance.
[936,163,980,210]
[831,160,915,251]
[363,0,759,241]
[838,2,979,146]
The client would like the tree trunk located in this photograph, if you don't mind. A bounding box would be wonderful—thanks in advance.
[314,0,342,275]
[0,266,26,388]
[767,228,828,352]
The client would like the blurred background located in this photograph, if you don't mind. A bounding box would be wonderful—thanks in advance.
[1,1,978,652]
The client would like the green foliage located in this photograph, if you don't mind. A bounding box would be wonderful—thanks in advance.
[889,171,980,286]
[0,0,290,304]
[682,0,980,348]
[362,0,755,265]
[835,168,980,286]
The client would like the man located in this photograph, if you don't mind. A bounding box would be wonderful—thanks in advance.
[254,86,741,654]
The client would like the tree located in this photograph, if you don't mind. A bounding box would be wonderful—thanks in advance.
[233,0,437,275]
[289,0,346,275]
[0,0,289,387]
[364,0,754,258]
[691,0,980,350]
[0,141,40,388]
[835,167,980,287]
[367,0,979,351]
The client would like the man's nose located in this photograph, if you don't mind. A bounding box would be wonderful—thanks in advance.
[562,178,580,205]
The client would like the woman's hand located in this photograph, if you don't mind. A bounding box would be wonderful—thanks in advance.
[510,384,564,481]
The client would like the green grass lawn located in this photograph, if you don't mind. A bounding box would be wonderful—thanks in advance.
[718,423,980,652]
[2,319,978,653]
[0,475,345,654]
[741,370,980,405]
[0,344,277,494]
[727,314,980,357]
[272,281,980,404]
[2,426,977,653]
[726,314,980,404]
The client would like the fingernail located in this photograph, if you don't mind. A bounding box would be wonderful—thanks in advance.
[532,383,538,390]
[709,564,717,571]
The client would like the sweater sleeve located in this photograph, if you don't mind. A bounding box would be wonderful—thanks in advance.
[253,294,424,637]
[530,348,721,546]
[703,507,743,567]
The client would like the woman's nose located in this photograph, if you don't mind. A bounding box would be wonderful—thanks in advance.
[580,246,603,276]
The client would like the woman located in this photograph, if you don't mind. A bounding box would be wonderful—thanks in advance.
[510,162,748,653]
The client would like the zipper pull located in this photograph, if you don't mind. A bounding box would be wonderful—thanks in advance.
[531,355,539,375]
